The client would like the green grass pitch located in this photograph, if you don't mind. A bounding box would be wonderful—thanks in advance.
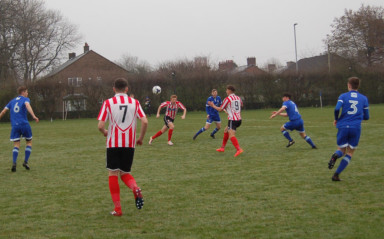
[0,105,383,238]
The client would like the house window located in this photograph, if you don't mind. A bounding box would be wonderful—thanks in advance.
[65,99,86,111]
[68,77,82,87]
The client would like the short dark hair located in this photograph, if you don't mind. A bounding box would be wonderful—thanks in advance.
[348,77,360,90]
[114,78,128,91]
[226,85,235,92]
[283,93,292,99]
[170,95,177,99]
[17,86,27,95]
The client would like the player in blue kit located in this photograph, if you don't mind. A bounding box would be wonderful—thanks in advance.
[0,86,39,172]
[193,89,222,140]
[270,93,316,149]
[328,77,369,181]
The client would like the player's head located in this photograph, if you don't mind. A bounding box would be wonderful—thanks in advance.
[170,95,177,103]
[211,89,218,97]
[113,78,128,93]
[348,77,360,90]
[17,86,28,96]
[282,93,292,101]
[226,85,235,95]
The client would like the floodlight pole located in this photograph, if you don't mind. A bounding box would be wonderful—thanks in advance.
[294,23,298,74]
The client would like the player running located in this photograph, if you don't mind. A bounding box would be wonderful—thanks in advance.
[270,93,317,149]
[149,95,186,146]
[209,85,243,157]
[97,78,148,216]
[193,89,222,140]
[0,86,39,172]
[328,77,369,181]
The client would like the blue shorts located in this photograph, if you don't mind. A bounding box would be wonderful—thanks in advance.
[283,119,304,133]
[337,128,361,149]
[10,124,32,141]
[206,114,221,124]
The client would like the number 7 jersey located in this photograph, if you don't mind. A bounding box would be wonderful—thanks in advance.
[336,90,369,129]
[220,93,243,120]
[97,93,146,148]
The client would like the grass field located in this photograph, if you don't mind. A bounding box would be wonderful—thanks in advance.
[0,105,383,239]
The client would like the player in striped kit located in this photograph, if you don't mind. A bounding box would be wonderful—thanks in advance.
[97,78,148,216]
[208,85,244,157]
[149,95,186,146]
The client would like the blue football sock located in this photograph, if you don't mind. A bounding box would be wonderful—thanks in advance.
[336,155,352,174]
[12,147,19,164]
[282,130,293,141]
[334,150,343,159]
[25,146,32,163]
[304,136,316,147]
[211,128,219,136]
[195,127,205,136]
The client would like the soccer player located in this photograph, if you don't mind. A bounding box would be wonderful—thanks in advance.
[208,85,243,157]
[97,78,148,216]
[270,93,317,149]
[328,77,369,181]
[193,89,222,140]
[148,95,186,146]
[0,86,39,172]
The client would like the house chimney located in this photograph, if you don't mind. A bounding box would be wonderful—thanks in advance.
[268,64,276,72]
[84,42,89,53]
[247,57,256,66]
[286,61,295,69]
[69,52,76,60]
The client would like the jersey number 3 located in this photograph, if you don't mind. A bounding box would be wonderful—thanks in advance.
[348,100,358,115]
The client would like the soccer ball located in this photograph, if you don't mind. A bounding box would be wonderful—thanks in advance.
[152,85,161,95]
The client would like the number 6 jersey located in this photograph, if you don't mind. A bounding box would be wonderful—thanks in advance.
[98,93,146,148]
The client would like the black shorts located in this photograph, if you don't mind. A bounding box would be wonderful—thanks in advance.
[106,147,135,172]
[227,120,242,131]
[164,116,175,128]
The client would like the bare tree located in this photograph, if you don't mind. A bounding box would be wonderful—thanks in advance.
[0,0,81,84]
[325,4,384,67]
[115,53,151,74]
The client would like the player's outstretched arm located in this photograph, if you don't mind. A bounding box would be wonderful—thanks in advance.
[0,108,8,120]
[156,105,162,118]
[270,107,285,119]
[181,108,186,119]
[136,117,148,145]
[98,121,108,137]
[25,103,39,123]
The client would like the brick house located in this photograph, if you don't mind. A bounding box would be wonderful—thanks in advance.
[219,57,266,75]
[41,43,130,118]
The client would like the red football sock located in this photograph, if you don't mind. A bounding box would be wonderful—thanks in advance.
[230,136,241,150]
[152,130,163,139]
[121,173,138,191]
[221,132,229,148]
[168,129,173,141]
[108,175,121,212]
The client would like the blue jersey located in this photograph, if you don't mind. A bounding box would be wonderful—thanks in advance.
[5,96,31,127]
[282,100,301,121]
[335,90,369,129]
[206,96,222,116]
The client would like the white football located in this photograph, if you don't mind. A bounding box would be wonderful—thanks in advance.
[152,85,161,95]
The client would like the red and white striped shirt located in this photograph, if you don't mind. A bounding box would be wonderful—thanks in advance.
[97,93,146,148]
[159,101,186,119]
[221,94,242,121]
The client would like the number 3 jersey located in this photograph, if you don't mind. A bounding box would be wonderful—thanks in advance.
[336,90,369,129]
[98,93,146,148]
[5,96,30,126]
[221,93,242,121]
